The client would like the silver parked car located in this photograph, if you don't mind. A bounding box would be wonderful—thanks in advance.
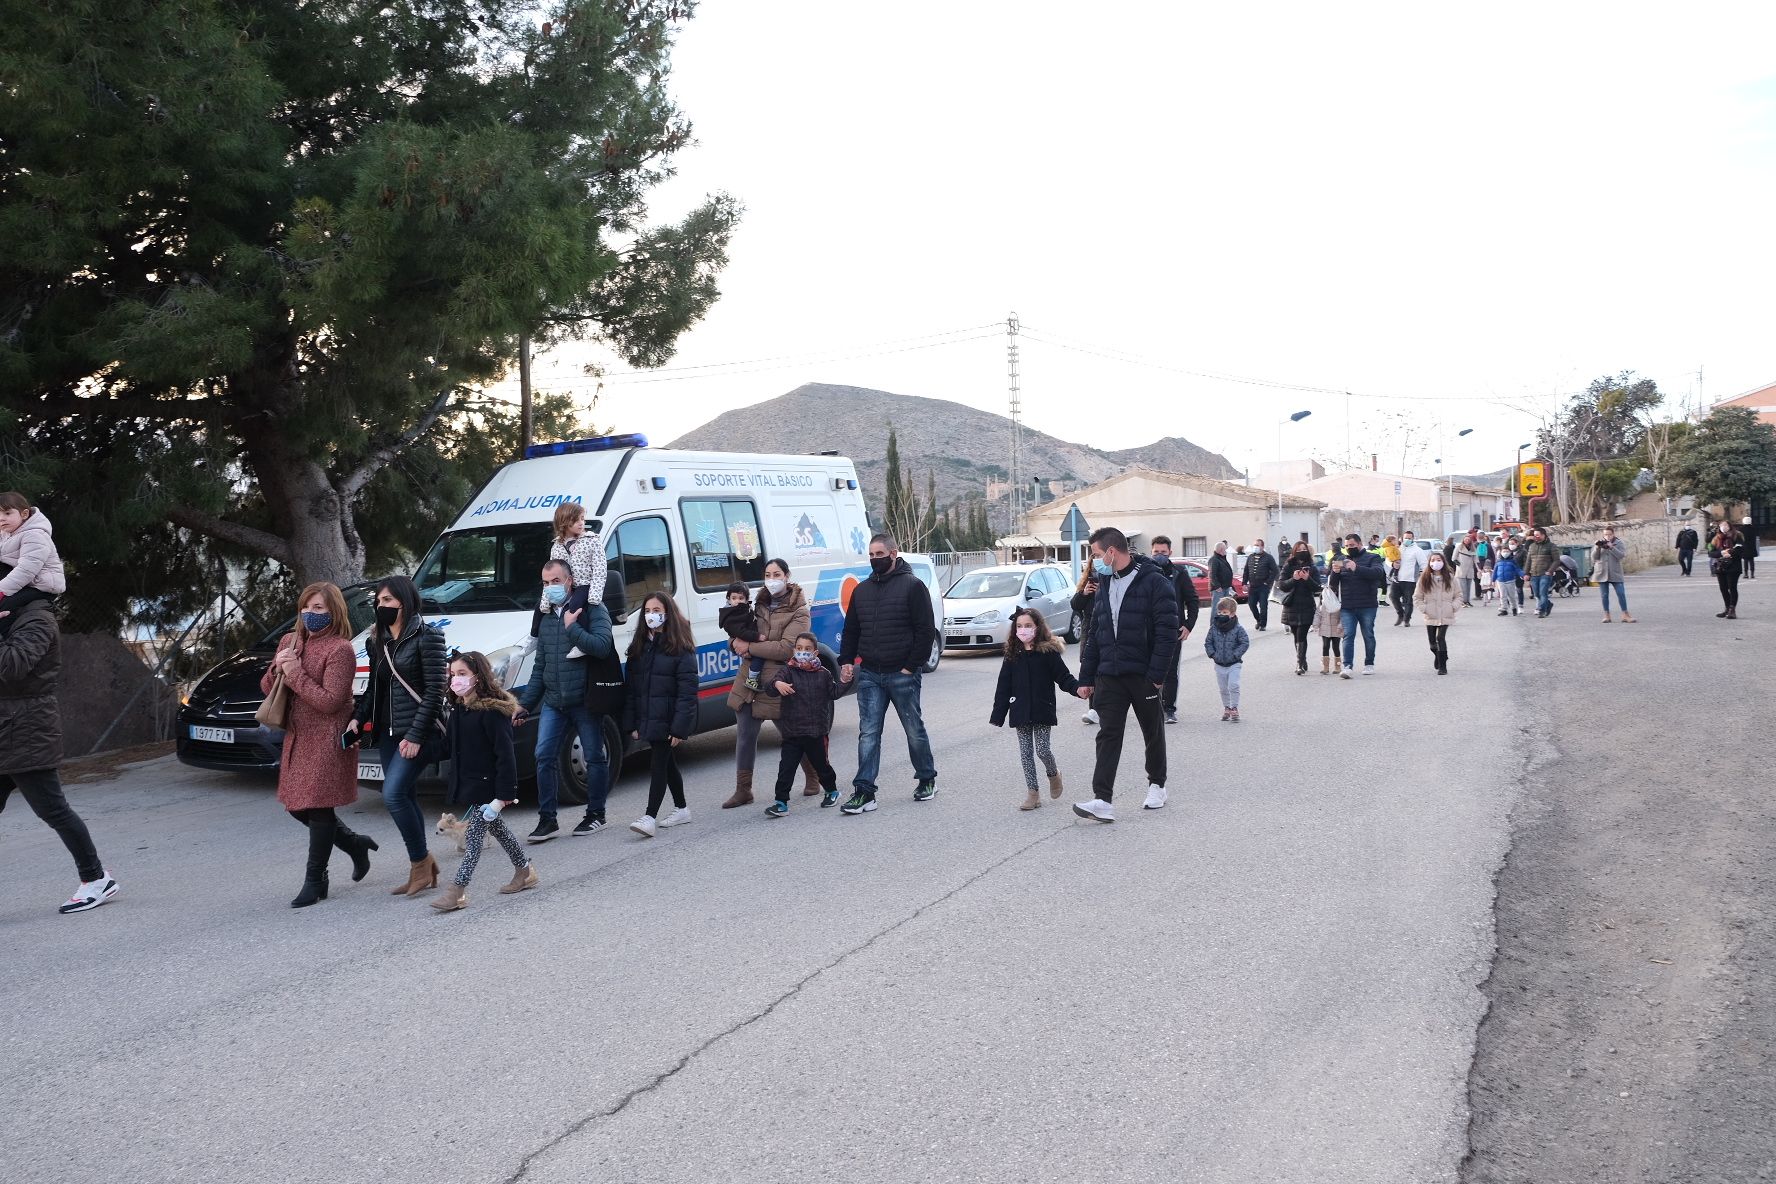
[942,563,1078,650]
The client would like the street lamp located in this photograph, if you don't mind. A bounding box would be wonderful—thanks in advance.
[1277,409,1311,525]
[1512,442,1532,518]
[1441,426,1472,532]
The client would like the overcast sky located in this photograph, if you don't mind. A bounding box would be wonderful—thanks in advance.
[521,1,1776,482]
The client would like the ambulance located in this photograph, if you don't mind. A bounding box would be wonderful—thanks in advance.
[352,433,941,801]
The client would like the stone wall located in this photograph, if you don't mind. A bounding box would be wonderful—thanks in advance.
[1546,518,1676,575]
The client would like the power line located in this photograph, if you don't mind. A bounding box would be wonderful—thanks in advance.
[590,330,1004,384]
[518,321,1008,386]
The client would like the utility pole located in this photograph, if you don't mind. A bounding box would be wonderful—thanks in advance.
[1007,312,1023,535]
[518,332,534,459]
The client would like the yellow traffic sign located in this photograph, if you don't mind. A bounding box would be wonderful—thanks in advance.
[1518,461,1546,497]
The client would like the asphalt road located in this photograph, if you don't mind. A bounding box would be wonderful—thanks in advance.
[5,594,1529,1183]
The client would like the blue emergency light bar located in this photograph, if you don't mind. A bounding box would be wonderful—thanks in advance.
[523,433,649,459]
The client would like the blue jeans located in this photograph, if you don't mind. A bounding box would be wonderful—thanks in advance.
[1340,606,1378,668]
[1598,581,1628,612]
[1532,573,1553,615]
[534,702,610,821]
[378,737,431,862]
[853,668,937,794]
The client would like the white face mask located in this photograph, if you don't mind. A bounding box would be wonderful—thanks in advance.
[764,577,787,596]
[644,610,666,629]
[1429,559,1445,570]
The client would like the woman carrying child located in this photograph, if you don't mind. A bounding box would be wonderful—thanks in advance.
[0,492,67,637]
[1204,597,1251,721]
[989,608,1078,811]
[764,632,845,816]
[724,559,823,808]
[432,651,536,912]
[626,594,699,837]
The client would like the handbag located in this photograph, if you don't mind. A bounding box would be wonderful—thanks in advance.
[256,669,291,729]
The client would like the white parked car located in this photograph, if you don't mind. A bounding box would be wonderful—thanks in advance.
[942,563,1078,650]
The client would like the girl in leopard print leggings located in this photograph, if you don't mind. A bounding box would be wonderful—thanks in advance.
[432,652,538,912]
[989,608,1079,812]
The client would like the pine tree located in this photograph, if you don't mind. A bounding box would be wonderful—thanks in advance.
[2,0,738,612]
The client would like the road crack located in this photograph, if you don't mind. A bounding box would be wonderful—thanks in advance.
[500,821,1076,1183]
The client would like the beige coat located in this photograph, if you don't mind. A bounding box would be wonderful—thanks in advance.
[1413,575,1464,626]
[726,583,810,721]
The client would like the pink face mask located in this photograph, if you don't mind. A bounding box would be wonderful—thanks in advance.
[1016,626,1037,644]
[449,675,475,697]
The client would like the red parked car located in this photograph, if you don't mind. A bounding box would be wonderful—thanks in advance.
[1177,559,1248,604]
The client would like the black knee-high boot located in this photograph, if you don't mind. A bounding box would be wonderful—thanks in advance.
[332,821,379,882]
[292,810,337,908]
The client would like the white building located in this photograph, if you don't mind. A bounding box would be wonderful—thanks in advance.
[1287,469,1513,539]
[1002,467,1326,559]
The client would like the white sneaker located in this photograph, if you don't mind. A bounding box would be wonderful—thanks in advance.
[1361,666,1375,676]
[659,807,692,828]
[629,816,657,838]
[1081,709,1099,725]
[1072,798,1114,823]
[1142,784,1167,810]
[59,873,120,915]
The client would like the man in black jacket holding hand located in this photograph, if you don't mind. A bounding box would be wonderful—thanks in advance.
[838,533,938,814]
[1073,526,1179,822]
[1147,535,1201,725]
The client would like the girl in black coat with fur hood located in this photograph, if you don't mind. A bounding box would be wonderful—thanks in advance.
[433,651,536,912]
[625,593,700,838]
[990,607,1079,812]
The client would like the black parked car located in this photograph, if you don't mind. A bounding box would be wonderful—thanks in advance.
[175,584,379,774]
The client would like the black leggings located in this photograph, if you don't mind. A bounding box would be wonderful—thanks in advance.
[0,769,103,881]
[1426,624,1449,670]
[1321,635,1340,657]
[1289,618,1312,667]
[0,585,54,637]
[1719,571,1740,611]
[645,741,687,816]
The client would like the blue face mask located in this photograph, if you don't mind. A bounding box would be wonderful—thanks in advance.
[544,584,568,605]
[1092,558,1114,577]
[301,611,332,633]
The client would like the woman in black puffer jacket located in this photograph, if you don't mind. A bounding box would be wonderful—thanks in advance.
[351,575,448,895]
[623,593,699,838]
[1277,543,1322,676]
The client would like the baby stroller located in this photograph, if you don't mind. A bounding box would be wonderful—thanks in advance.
[1551,556,1582,597]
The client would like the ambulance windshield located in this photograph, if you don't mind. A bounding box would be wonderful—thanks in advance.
[415,523,555,612]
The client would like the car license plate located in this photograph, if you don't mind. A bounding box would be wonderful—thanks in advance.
[358,762,385,781]
[946,628,970,639]
[190,725,234,743]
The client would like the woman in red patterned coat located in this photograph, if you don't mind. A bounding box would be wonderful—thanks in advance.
[261,582,378,907]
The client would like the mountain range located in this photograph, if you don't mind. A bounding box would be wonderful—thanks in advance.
[668,383,1241,513]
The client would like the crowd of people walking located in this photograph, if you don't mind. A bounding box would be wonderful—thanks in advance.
[0,484,1760,914]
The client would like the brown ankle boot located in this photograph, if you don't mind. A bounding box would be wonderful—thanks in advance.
[722,769,755,809]
[1048,771,1064,799]
[800,756,823,796]
[500,863,539,894]
[392,854,439,895]
[1321,655,1330,675]
[430,883,467,912]
[1020,791,1042,811]
[1333,654,1343,675]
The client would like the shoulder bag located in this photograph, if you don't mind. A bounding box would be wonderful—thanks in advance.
[256,670,291,729]
[386,632,448,738]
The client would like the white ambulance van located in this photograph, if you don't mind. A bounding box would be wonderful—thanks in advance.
[352,433,939,802]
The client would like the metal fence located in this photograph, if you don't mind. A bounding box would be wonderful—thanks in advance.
[924,550,998,592]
